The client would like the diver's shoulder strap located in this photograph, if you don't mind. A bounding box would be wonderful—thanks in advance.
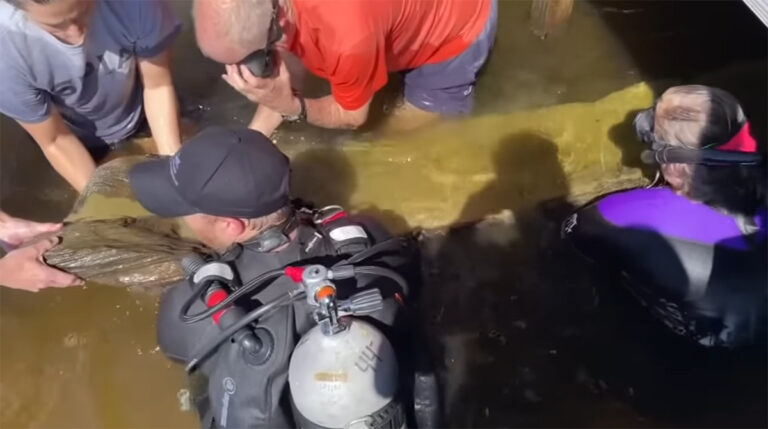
[297,205,372,258]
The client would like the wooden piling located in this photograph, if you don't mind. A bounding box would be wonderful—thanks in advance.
[530,0,574,39]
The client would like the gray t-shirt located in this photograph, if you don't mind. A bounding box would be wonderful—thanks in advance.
[0,0,181,147]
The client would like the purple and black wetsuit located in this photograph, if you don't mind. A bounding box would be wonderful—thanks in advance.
[563,187,767,348]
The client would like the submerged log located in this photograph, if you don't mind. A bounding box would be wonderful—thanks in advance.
[530,0,574,39]
[41,83,655,292]
[44,156,213,293]
[45,217,212,294]
[298,82,654,234]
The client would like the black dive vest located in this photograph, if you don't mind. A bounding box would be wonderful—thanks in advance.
[156,212,414,429]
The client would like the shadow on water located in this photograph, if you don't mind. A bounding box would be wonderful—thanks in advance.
[567,213,768,428]
[415,131,768,426]
[608,109,657,181]
[290,148,358,209]
[290,147,412,234]
[458,132,570,221]
[417,133,615,426]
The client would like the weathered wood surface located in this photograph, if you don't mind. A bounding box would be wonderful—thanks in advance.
[531,0,574,38]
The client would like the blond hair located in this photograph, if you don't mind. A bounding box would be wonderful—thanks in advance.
[243,205,293,235]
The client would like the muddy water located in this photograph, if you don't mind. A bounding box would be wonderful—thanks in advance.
[1,1,766,428]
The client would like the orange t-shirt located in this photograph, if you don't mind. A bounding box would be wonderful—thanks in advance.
[287,0,491,111]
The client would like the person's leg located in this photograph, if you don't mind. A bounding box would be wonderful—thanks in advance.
[395,0,498,128]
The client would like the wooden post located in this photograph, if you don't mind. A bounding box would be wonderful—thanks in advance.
[530,0,574,39]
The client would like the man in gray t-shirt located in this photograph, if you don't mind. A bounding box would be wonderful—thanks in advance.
[0,0,183,192]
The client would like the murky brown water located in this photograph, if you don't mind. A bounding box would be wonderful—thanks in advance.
[1,1,766,428]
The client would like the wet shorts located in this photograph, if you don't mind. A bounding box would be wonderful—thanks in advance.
[403,0,498,115]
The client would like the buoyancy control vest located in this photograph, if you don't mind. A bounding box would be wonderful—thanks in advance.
[155,207,433,429]
[563,187,767,347]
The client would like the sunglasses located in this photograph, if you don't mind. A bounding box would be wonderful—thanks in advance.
[238,0,284,78]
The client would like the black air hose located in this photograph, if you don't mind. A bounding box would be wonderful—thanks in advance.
[185,288,306,372]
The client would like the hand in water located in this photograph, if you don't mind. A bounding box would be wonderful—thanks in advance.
[0,236,84,292]
[0,212,62,247]
[222,61,299,117]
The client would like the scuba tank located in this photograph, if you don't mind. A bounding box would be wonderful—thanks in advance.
[290,321,401,429]
[288,265,405,429]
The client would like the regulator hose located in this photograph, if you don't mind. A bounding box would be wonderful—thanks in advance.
[333,237,410,267]
[178,276,217,324]
[185,288,306,372]
[182,238,408,324]
[180,267,284,324]
[353,265,409,297]
[182,238,412,369]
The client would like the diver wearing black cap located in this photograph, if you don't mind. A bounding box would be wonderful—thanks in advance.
[129,127,439,429]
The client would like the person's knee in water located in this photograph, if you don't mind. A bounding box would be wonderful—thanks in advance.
[128,126,438,428]
[564,85,766,348]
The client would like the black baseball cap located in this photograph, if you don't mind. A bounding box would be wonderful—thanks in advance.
[129,127,290,218]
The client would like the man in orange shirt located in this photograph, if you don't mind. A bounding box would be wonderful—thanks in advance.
[193,0,497,135]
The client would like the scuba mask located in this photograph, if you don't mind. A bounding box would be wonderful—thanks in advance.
[218,214,298,260]
[634,106,763,166]
[239,0,283,78]
[244,214,298,253]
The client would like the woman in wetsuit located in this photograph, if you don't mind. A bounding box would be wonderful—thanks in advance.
[564,85,766,348]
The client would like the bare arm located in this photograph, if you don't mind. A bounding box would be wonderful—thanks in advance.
[249,104,285,137]
[249,95,370,136]
[280,51,370,129]
[17,111,95,193]
[303,95,370,129]
[226,62,371,134]
[138,48,181,155]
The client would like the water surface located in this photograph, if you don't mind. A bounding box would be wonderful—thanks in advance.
[0,1,765,427]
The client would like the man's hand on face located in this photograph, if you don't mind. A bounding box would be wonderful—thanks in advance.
[0,236,84,292]
[222,60,300,117]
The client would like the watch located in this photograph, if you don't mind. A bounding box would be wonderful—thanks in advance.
[283,94,306,123]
